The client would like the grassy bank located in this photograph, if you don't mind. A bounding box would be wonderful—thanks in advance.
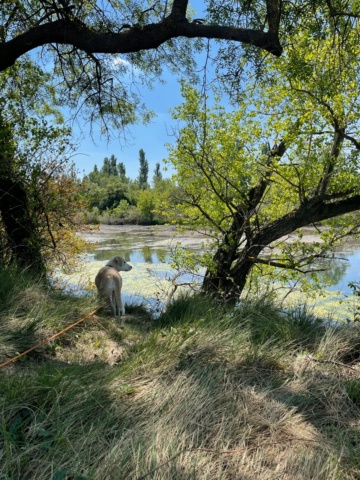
[0,267,360,479]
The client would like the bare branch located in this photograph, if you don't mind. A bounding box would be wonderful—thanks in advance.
[326,0,360,19]
[248,255,328,274]
[0,14,282,72]
[343,132,360,150]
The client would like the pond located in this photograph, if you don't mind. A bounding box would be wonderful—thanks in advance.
[65,225,360,321]
[60,225,207,313]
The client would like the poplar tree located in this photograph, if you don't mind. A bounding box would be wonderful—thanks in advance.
[138,149,149,189]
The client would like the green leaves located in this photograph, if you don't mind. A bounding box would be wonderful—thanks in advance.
[165,15,360,298]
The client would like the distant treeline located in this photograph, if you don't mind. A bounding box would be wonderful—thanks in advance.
[83,150,179,225]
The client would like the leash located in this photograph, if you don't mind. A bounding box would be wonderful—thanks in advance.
[0,300,108,369]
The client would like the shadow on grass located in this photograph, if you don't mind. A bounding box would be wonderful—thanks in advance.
[1,290,360,479]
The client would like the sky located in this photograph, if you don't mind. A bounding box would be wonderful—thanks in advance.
[72,68,186,180]
[71,1,208,181]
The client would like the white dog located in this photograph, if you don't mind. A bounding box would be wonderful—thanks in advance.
[95,256,132,324]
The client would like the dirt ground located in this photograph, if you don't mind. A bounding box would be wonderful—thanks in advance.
[80,224,209,249]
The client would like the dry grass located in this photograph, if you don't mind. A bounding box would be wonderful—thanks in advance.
[0,272,359,480]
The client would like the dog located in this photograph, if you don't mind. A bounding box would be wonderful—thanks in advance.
[95,256,132,325]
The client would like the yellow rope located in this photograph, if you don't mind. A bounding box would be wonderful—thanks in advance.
[0,300,108,369]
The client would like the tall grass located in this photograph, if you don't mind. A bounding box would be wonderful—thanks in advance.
[0,267,360,479]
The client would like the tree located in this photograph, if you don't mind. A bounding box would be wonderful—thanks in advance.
[3,1,354,137]
[2,1,360,276]
[0,114,45,274]
[101,157,110,176]
[153,162,163,185]
[0,57,81,274]
[0,111,85,274]
[100,154,118,176]
[117,162,126,179]
[88,164,100,183]
[138,149,149,189]
[3,2,360,143]
[167,22,360,302]
[137,189,156,223]
[1,1,284,76]
[27,155,87,272]
[87,175,134,212]
[110,154,118,176]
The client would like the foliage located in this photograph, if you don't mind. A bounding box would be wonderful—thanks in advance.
[28,159,88,271]
[5,2,360,154]
[137,148,149,189]
[100,154,119,176]
[153,161,163,185]
[84,151,179,224]
[348,281,360,322]
[0,1,205,138]
[87,175,135,212]
[0,58,86,272]
[137,189,155,223]
[166,18,360,300]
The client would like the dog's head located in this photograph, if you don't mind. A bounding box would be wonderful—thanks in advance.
[107,256,132,272]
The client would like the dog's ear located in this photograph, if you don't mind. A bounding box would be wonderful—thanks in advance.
[115,256,125,268]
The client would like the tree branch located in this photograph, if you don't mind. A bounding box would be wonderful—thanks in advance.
[247,139,286,210]
[255,193,360,250]
[247,255,327,274]
[343,132,360,150]
[325,0,360,19]
[171,0,189,19]
[266,0,282,35]
[0,16,282,72]
[314,129,344,196]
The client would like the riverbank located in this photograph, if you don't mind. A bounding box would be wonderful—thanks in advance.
[81,224,343,247]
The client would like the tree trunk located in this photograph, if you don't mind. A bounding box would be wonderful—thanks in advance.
[202,240,257,302]
[0,120,45,275]
[0,175,45,275]
[202,192,360,302]
[202,258,253,302]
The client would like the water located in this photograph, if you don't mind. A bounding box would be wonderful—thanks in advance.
[90,242,169,265]
[77,225,360,320]
[73,226,206,312]
[326,250,360,295]
[85,226,360,291]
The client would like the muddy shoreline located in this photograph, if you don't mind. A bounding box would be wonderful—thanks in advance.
[80,224,359,251]
[81,224,210,250]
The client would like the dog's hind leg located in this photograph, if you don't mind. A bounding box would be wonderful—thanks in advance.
[109,290,119,321]
[114,291,125,326]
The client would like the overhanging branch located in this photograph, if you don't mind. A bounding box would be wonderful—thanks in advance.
[0,15,282,72]
[255,193,360,250]
[247,255,328,274]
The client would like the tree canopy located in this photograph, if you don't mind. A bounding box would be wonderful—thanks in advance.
[0,0,283,73]
[166,17,360,300]
[2,1,360,134]
[0,58,84,272]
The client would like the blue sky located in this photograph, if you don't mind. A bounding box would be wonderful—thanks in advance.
[72,68,185,180]
[72,1,208,180]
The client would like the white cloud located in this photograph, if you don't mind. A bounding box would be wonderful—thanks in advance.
[112,57,132,68]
